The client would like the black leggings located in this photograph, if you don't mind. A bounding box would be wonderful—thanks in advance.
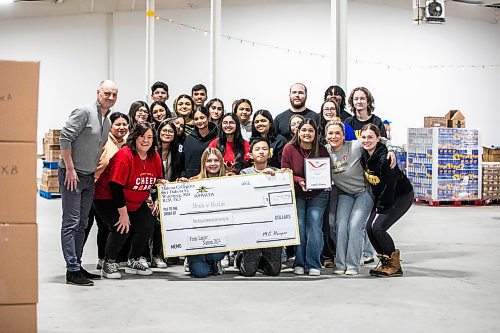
[366,190,414,256]
[93,200,154,261]
[142,217,164,260]
[84,206,109,260]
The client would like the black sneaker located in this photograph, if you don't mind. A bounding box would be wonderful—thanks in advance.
[80,265,101,280]
[66,270,94,286]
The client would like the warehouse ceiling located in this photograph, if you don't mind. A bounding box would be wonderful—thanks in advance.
[0,0,498,23]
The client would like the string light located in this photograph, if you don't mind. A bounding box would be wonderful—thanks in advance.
[154,15,499,70]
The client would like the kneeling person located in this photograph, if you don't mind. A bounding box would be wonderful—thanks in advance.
[236,138,282,277]
[94,122,164,279]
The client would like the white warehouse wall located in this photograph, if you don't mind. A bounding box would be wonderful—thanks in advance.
[0,1,498,149]
[0,13,110,150]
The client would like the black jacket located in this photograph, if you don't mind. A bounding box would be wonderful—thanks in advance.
[361,143,413,213]
[183,122,218,178]
[249,134,288,169]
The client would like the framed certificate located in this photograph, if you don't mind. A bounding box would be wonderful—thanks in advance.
[304,157,332,190]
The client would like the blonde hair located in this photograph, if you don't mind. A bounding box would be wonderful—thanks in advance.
[195,147,226,179]
[324,119,345,137]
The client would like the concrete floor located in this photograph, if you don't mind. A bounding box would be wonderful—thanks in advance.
[37,196,500,333]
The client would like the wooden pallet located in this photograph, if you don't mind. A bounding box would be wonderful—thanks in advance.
[415,198,485,206]
[39,190,61,199]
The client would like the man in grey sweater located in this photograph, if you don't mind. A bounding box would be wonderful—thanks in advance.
[58,80,118,286]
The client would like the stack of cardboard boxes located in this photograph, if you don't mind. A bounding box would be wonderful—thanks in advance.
[0,60,39,332]
[42,129,61,162]
[482,146,500,163]
[424,110,466,128]
[482,162,500,201]
[40,129,61,195]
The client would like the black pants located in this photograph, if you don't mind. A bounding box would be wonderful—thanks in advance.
[320,196,334,261]
[84,206,109,260]
[366,190,414,256]
[93,200,154,261]
[237,247,282,277]
[142,216,164,261]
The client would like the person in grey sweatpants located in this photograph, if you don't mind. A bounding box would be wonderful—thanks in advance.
[58,80,118,286]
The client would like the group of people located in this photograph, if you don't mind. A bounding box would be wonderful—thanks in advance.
[58,79,413,286]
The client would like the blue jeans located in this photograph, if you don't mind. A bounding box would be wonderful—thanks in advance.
[294,191,330,270]
[59,168,95,272]
[188,252,225,278]
[334,190,373,272]
[328,187,340,248]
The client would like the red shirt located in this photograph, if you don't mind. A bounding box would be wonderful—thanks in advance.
[208,138,251,172]
[94,146,163,211]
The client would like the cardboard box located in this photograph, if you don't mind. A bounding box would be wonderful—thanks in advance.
[0,60,39,142]
[42,168,58,176]
[0,224,38,305]
[39,183,59,193]
[43,150,61,162]
[45,129,61,138]
[424,116,447,128]
[483,147,500,162]
[0,142,36,223]
[445,110,466,128]
[0,304,37,333]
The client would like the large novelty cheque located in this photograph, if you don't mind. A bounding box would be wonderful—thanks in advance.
[158,170,300,257]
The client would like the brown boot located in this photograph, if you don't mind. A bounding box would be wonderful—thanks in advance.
[377,249,403,277]
[369,254,386,276]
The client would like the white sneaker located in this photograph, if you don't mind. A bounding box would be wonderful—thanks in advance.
[220,255,230,268]
[139,257,150,268]
[151,256,168,269]
[308,268,321,276]
[217,261,225,275]
[361,256,375,266]
[293,267,305,275]
[333,268,346,275]
[101,260,121,279]
[345,269,359,276]
[184,257,190,272]
[125,258,153,276]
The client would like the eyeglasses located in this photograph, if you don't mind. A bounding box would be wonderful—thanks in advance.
[222,121,236,125]
[137,109,149,114]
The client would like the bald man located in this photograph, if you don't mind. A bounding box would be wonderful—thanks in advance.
[59,80,118,286]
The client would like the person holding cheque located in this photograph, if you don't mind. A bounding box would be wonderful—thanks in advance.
[325,120,396,276]
[179,147,227,278]
[281,119,330,276]
[93,122,164,279]
[235,138,283,277]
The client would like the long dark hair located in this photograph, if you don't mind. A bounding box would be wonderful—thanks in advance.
[150,101,171,129]
[206,98,225,123]
[289,118,320,158]
[126,121,157,158]
[157,119,183,180]
[250,109,276,141]
[173,94,195,119]
[217,113,246,173]
[318,99,341,143]
[324,85,346,112]
[128,101,150,131]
